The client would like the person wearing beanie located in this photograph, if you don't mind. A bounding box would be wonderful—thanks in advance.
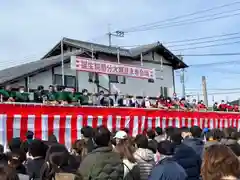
[21,131,34,153]
[149,140,187,180]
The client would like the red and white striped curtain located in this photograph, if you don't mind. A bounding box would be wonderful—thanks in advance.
[1,104,240,149]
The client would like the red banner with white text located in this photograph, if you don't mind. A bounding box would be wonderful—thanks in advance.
[1,104,240,149]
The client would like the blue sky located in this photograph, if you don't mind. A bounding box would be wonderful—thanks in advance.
[1,0,240,103]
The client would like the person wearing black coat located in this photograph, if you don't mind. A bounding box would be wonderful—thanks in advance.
[149,140,187,180]
[26,139,48,179]
[173,127,201,180]
[174,143,201,180]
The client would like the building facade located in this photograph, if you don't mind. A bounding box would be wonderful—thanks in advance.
[0,38,187,97]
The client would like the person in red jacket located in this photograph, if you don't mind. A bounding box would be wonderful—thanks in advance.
[197,100,207,110]
[226,104,234,111]
[179,98,187,110]
[166,97,175,109]
[234,105,239,112]
[218,100,227,111]
[156,95,167,109]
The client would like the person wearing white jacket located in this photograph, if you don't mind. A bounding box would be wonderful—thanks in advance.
[114,131,141,180]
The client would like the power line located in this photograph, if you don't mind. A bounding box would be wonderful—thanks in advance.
[188,60,240,67]
[165,31,240,44]
[187,91,240,95]
[119,31,240,49]
[171,39,240,51]
[120,1,240,32]
[187,88,240,91]
[180,53,240,57]
[126,11,240,33]
[167,36,240,48]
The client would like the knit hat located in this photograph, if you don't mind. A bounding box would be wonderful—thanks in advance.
[26,131,34,139]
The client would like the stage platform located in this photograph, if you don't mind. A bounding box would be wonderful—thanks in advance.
[0,104,239,148]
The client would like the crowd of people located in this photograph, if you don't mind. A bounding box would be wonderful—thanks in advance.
[1,125,240,180]
[0,85,239,112]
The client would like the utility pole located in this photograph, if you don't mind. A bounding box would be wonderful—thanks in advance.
[61,38,65,86]
[178,55,186,98]
[202,76,208,107]
[180,68,185,98]
[108,26,125,46]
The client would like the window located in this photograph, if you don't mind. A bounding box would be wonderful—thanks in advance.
[148,79,154,83]
[54,74,76,88]
[160,86,163,96]
[94,73,99,84]
[160,86,168,97]
[88,72,94,82]
[109,74,118,83]
[65,76,76,87]
[118,76,126,84]
[164,87,168,97]
[54,74,63,85]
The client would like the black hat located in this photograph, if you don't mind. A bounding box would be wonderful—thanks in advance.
[26,131,34,139]
[157,140,175,156]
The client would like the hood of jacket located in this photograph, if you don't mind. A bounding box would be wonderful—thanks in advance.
[134,148,154,162]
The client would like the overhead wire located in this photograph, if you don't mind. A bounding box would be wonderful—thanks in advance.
[187,88,240,91]
[163,31,240,44]
[126,11,240,33]
[167,36,240,48]
[119,31,240,49]
[180,53,240,57]
[188,60,240,67]
[186,91,240,96]
[171,39,240,51]
[120,1,240,32]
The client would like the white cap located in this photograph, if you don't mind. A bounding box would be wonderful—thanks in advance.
[114,130,128,139]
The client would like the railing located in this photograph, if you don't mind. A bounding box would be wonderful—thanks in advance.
[0,102,239,114]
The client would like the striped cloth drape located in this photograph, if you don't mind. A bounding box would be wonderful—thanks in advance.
[1,104,240,149]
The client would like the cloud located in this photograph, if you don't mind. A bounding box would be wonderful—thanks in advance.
[1,0,240,102]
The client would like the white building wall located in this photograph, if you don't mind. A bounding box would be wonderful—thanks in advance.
[28,71,52,89]
[10,70,52,89]
[8,52,174,97]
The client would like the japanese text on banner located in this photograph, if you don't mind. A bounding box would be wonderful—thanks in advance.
[72,56,156,79]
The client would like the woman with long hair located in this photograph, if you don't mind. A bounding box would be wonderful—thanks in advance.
[40,144,82,180]
[0,166,19,180]
[70,139,88,170]
[201,144,240,180]
[114,131,140,180]
[71,139,88,159]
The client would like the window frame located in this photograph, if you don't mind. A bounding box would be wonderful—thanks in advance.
[109,74,119,83]
[53,74,76,88]
[148,79,155,83]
